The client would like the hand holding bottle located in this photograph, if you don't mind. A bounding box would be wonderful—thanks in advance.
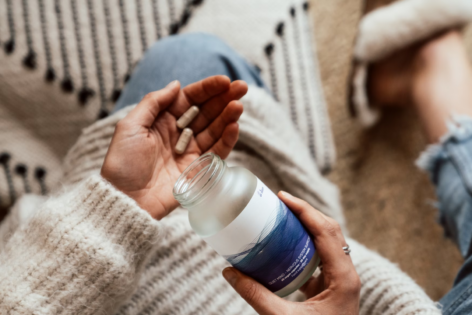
[223,192,361,315]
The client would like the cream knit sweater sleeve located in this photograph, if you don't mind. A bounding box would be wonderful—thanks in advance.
[0,175,161,315]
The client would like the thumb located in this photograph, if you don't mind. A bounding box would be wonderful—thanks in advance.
[223,268,291,315]
[124,80,181,128]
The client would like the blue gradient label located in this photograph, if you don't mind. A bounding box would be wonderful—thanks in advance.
[203,180,316,292]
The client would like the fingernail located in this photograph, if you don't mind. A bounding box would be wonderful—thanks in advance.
[223,268,237,286]
[280,191,292,198]
[166,80,179,89]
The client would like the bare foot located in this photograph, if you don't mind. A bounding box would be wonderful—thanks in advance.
[367,44,418,107]
[368,30,472,143]
[368,30,465,108]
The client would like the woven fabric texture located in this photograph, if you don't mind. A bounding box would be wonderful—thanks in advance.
[0,0,335,210]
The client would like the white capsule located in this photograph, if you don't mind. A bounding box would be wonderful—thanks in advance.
[175,128,193,154]
[176,106,200,129]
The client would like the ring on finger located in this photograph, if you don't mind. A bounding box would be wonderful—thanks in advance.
[343,245,351,255]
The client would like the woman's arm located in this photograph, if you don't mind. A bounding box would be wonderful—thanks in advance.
[0,176,160,314]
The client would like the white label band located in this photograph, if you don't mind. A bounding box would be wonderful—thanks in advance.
[203,179,316,292]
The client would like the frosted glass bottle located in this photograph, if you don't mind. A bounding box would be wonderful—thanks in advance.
[173,153,320,297]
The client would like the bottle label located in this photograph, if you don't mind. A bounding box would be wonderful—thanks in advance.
[203,179,316,292]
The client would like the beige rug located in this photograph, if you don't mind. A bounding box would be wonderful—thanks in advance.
[311,0,470,301]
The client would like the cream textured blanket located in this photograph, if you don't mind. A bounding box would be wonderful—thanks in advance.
[0,86,439,314]
[0,0,335,209]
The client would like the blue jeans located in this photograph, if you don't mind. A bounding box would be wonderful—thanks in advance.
[114,33,267,111]
[115,33,472,314]
[419,116,472,314]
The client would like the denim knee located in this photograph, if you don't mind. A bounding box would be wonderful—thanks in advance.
[144,33,235,62]
[137,32,264,87]
[418,116,472,258]
[436,161,472,258]
[113,32,265,111]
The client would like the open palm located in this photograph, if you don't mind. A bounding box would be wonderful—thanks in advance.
[101,76,247,219]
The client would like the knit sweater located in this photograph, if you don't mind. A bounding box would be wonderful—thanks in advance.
[0,87,440,314]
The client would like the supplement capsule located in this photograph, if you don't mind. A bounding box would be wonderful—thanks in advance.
[175,128,193,154]
[176,106,199,129]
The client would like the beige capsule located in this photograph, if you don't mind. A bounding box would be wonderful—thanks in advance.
[175,128,193,154]
[176,106,200,129]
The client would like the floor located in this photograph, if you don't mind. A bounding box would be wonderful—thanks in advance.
[310,0,471,301]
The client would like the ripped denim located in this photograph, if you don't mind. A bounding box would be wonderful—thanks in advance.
[417,116,472,314]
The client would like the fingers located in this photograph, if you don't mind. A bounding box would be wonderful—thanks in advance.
[124,80,181,128]
[222,267,291,315]
[196,100,243,152]
[123,76,244,132]
[183,75,231,105]
[207,123,239,159]
[189,80,248,133]
[169,75,231,117]
[277,192,358,288]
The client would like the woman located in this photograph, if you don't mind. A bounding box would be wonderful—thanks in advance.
[1,23,472,315]
[0,31,360,314]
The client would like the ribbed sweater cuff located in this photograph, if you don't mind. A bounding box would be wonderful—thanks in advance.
[78,174,161,254]
[0,175,162,314]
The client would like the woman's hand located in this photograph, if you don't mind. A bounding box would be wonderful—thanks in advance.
[101,76,247,220]
[223,192,360,315]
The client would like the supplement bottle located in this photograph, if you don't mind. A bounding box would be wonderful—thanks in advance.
[173,153,320,297]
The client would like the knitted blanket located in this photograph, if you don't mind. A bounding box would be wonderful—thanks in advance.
[0,0,335,211]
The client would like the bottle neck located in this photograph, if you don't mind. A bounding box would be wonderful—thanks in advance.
[173,153,227,209]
